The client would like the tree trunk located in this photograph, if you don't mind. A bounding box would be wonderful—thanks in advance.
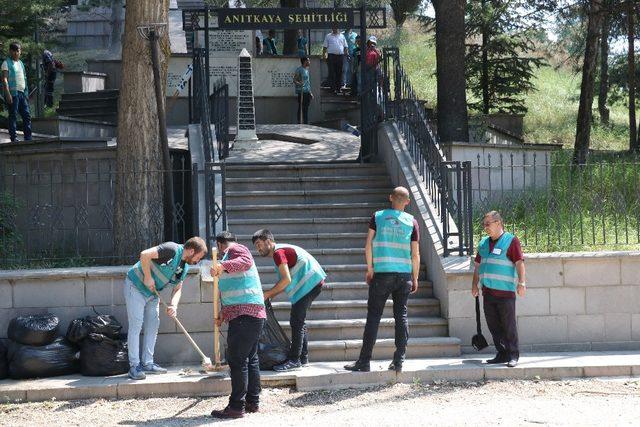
[481,0,490,115]
[573,0,604,165]
[113,0,169,262]
[598,2,610,125]
[433,0,469,144]
[628,2,638,152]
[281,0,300,55]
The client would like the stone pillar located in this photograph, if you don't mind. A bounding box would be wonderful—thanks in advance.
[234,48,259,148]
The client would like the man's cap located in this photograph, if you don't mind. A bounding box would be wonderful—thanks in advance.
[368,35,377,45]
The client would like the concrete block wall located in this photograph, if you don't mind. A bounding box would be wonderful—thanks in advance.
[0,268,216,365]
[445,252,640,353]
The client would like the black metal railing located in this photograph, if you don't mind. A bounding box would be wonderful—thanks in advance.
[192,48,216,163]
[210,78,230,160]
[382,47,473,256]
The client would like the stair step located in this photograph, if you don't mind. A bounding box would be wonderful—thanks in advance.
[229,217,370,235]
[225,163,384,178]
[279,317,447,340]
[236,233,367,249]
[271,298,441,321]
[61,89,119,101]
[227,202,388,219]
[251,247,366,266]
[226,188,389,206]
[225,176,391,191]
[57,105,117,116]
[254,263,427,283]
[306,337,461,362]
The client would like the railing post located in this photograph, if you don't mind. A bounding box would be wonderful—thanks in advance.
[463,161,474,256]
[440,162,450,256]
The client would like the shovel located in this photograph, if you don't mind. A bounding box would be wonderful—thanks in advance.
[472,296,489,351]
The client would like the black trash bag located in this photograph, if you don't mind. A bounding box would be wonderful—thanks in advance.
[7,337,79,379]
[7,314,60,346]
[0,339,8,379]
[66,313,123,344]
[79,333,129,377]
[258,300,290,370]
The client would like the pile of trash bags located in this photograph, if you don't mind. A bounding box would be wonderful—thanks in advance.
[66,313,129,377]
[5,314,78,379]
[0,312,129,380]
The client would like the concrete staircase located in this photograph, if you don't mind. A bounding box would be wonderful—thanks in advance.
[57,89,119,123]
[225,162,461,362]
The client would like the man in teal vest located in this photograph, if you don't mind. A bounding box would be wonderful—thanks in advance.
[253,229,326,372]
[124,237,207,380]
[472,211,526,367]
[345,186,420,373]
[210,231,265,419]
[1,42,32,142]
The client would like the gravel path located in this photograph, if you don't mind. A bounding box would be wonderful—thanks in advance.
[1,378,640,426]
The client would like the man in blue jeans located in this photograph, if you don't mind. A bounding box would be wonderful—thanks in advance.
[1,42,32,143]
[253,229,326,372]
[345,187,420,373]
[124,237,207,380]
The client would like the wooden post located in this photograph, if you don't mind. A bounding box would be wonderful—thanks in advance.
[212,248,221,367]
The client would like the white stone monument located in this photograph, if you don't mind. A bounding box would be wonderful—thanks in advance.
[234,48,259,147]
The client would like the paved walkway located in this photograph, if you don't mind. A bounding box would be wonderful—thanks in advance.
[1,351,638,403]
[227,124,360,163]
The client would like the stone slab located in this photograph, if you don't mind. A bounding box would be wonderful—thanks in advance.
[13,279,85,308]
[586,286,640,314]
[605,313,632,342]
[563,259,621,287]
[524,258,563,287]
[550,288,585,315]
[0,281,12,308]
[517,288,550,316]
[568,315,605,343]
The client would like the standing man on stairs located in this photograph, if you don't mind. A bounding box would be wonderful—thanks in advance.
[345,186,420,373]
[471,211,526,368]
[252,229,327,372]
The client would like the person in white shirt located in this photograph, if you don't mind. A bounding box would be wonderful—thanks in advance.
[1,42,32,142]
[322,27,348,94]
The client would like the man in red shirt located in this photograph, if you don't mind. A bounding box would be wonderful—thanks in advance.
[471,211,526,367]
[253,229,326,372]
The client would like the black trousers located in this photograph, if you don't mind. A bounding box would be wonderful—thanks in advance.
[44,71,57,108]
[359,273,411,364]
[289,284,322,362]
[327,54,344,92]
[483,293,519,359]
[297,92,311,124]
[227,315,265,410]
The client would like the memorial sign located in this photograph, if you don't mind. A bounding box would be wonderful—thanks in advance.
[217,8,354,29]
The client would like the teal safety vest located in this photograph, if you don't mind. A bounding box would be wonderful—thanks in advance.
[4,58,28,96]
[372,209,414,273]
[127,244,189,298]
[274,243,326,304]
[218,247,264,307]
[478,232,518,292]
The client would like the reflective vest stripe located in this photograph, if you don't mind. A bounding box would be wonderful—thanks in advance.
[373,241,410,250]
[373,257,412,265]
[479,272,518,284]
[483,258,515,267]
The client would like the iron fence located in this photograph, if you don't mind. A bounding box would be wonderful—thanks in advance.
[0,158,221,268]
[382,47,474,256]
[472,153,640,252]
[191,48,217,162]
[210,78,230,160]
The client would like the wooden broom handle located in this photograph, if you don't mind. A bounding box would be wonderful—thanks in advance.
[212,248,221,366]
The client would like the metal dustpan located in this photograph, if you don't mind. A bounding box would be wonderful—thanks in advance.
[472,296,489,351]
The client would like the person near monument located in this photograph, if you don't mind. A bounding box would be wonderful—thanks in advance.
[124,237,207,380]
[41,49,63,108]
[344,187,420,373]
[252,229,326,372]
[1,42,32,142]
[297,29,308,57]
[471,211,526,368]
[342,28,357,90]
[263,29,278,56]
[351,35,362,96]
[255,30,263,56]
[322,27,348,94]
[293,56,313,125]
[210,231,266,419]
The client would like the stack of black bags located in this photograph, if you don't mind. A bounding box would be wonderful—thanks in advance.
[66,313,129,376]
[4,314,78,379]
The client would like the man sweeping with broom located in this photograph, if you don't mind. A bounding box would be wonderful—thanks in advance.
[210,231,266,419]
[124,237,207,380]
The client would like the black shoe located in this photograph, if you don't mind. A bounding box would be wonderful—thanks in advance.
[486,354,509,364]
[245,402,259,413]
[273,359,302,372]
[300,356,309,366]
[388,361,403,373]
[211,406,244,419]
[507,359,518,368]
[344,361,370,372]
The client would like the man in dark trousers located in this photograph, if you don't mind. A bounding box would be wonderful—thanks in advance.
[293,56,312,124]
[471,211,526,367]
[1,42,32,142]
[322,26,348,94]
[125,237,207,380]
[253,229,326,372]
[345,186,420,373]
[210,231,266,419]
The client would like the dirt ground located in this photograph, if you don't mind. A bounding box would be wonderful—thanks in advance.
[1,378,639,426]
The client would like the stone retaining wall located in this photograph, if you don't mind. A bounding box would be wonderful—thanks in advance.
[0,268,215,365]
